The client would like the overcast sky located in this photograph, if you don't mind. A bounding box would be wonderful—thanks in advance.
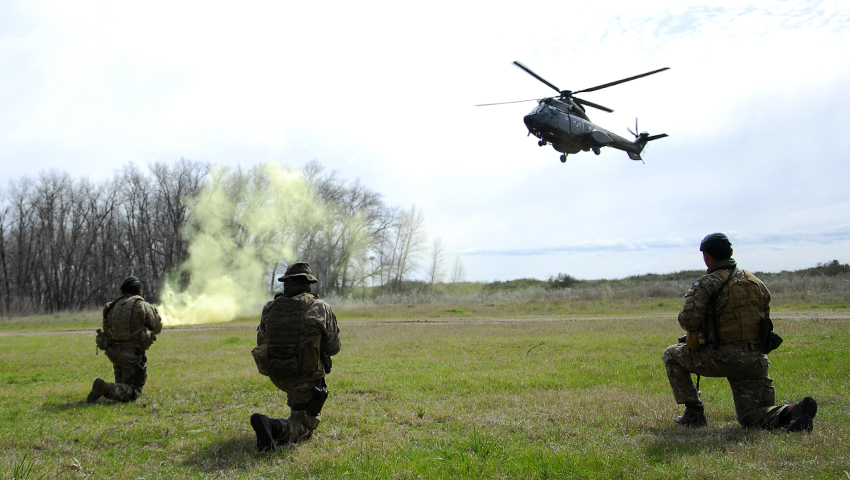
[2,0,848,281]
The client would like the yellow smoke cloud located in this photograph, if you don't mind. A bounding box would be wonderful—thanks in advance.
[158,163,323,326]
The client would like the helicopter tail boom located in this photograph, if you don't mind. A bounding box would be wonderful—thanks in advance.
[626,133,668,161]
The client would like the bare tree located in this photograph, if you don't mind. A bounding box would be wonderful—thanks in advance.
[151,159,209,276]
[425,237,445,285]
[0,160,208,315]
[297,161,396,295]
[450,255,466,284]
[116,159,208,302]
[0,158,432,313]
[0,203,10,315]
[4,176,41,313]
[381,205,427,291]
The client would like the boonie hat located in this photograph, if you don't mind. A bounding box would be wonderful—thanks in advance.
[699,233,731,251]
[278,262,318,284]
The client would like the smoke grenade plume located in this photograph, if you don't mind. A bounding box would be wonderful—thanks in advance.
[158,163,322,326]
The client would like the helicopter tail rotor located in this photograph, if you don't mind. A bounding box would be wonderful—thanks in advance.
[625,118,668,162]
[627,118,639,138]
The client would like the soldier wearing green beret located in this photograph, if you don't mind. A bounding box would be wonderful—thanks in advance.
[249,262,341,451]
[661,233,817,431]
[87,276,162,403]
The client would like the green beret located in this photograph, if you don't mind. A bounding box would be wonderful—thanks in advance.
[120,276,141,289]
[699,233,731,251]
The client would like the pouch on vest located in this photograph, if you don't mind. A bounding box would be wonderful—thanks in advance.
[139,331,155,349]
[268,343,301,378]
[764,332,783,353]
[297,339,321,375]
[252,343,270,376]
[685,330,706,351]
[759,316,783,354]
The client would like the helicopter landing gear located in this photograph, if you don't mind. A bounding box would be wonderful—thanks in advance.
[560,154,568,163]
[592,147,601,155]
[538,139,547,147]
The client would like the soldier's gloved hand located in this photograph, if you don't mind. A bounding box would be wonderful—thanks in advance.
[95,329,110,350]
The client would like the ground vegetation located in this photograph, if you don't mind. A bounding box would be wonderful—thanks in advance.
[0,293,847,479]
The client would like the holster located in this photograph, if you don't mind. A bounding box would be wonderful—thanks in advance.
[321,351,333,374]
[759,317,783,354]
[291,380,329,416]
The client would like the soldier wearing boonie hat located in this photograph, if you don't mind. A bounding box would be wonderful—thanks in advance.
[249,262,341,451]
[661,233,818,432]
[87,275,162,404]
[277,261,319,284]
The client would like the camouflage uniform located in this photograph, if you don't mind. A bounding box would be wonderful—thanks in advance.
[662,257,789,428]
[96,294,162,402]
[251,263,340,448]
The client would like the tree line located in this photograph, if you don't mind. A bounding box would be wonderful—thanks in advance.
[0,159,461,316]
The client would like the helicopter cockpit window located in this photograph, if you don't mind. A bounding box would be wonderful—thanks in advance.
[531,104,544,114]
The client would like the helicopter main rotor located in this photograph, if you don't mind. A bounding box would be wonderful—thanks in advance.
[476,62,669,113]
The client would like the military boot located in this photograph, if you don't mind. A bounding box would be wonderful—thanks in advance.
[674,402,707,427]
[86,378,110,403]
[783,397,817,433]
[286,410,320,443]
[250,413,285,452]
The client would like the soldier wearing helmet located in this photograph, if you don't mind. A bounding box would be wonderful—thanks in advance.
[88,276,162,403]
[250,262,341,450]
[662,233,817,431]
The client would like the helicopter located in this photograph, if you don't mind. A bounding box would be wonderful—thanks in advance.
[477,61,669,163]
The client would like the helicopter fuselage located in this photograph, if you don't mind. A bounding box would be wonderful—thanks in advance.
[523,98,647,160]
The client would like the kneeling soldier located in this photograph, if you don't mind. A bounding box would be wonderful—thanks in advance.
[662,233,817,431]
[88,276,162,403]
[251,262,341,451]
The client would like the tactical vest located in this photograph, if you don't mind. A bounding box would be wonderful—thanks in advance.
[104,296,147,344]
[267,293,325,382]
[707,270,765,344]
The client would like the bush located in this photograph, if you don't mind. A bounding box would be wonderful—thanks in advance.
[810,260,850,276]
[548,273,579,289]
[483,278,547,291]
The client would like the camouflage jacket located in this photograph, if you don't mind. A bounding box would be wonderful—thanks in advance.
[257,292,341,358]
[102,294,162,349]
[677,258,771,333]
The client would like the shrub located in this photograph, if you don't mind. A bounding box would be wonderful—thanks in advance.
[548,273,579,289]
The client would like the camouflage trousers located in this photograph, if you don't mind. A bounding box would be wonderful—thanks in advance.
[104,346,148,402]
[662,343,787,428]
[268,376,324,442]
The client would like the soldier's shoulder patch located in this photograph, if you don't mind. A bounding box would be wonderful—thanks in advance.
[693,281,700,287]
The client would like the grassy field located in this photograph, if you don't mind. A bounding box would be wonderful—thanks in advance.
[1,297,849,479]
